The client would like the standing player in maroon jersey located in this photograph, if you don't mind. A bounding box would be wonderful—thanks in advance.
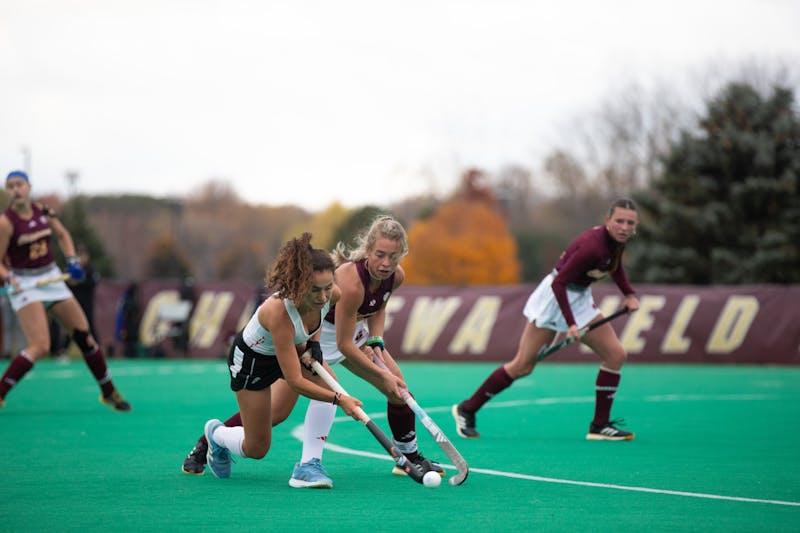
[0,170,130,411]
[453,198,640,441]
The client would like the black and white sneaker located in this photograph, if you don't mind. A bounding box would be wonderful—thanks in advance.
[392,451,445,477]
[452,402,480,439]
[586,419,635,441]
[182,437,208,475]
[100,390,132,412]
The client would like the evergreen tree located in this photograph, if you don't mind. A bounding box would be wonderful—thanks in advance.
[58,195,115,277]
[330,205,386,250]
[631,82,800,283]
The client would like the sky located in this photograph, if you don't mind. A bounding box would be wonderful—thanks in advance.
[2,0,799,211]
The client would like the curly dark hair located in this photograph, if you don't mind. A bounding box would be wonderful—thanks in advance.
[266,232,335,303]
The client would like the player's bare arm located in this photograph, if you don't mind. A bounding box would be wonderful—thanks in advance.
[48,213,77,257]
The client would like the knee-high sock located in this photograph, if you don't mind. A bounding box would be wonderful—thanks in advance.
[212,425,245,458]
[82,346,115,397]
[0,351,35,399]
[461,365,514,413]
[224,412,243,427]
[592,366,621,426]
[388,401,418,455]
[300,400,336,463]
[199,412,242,446]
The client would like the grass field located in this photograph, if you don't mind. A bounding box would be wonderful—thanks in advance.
[2,359,799,532]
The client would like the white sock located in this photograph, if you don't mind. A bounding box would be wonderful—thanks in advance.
[213,426,245,457]
[300,399,336,463]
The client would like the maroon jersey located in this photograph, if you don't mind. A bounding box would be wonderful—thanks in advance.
[552,225,634,326]
[4,203,56,269]
[324,259,396,324]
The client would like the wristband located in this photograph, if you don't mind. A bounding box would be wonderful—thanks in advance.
[366,336,385,349]
[332,392,341,406]
[66,256,85,281]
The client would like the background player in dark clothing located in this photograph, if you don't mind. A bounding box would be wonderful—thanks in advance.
[453,198,640,441]
[68,243,99,341]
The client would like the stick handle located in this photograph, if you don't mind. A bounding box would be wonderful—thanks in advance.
[536,306,629,362]
[0,273,72,296]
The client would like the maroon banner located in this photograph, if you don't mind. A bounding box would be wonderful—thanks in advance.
[91,281,800,364]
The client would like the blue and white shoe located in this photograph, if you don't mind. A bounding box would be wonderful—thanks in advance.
[288,458,333,488]
[204,419,232,478]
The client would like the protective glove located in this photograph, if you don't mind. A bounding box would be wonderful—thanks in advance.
[66,256,85,281]
[301,340,323,374]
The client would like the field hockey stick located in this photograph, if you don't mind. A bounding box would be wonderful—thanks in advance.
[299,353,427,485]
[536,307,629,362]
[370,353,469,486]
[0,273,71,296]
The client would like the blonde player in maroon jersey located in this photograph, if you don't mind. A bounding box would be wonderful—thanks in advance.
[0,170,130,411]
[453,198,640,441]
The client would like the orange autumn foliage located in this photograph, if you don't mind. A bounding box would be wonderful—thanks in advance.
[403,200,521,285]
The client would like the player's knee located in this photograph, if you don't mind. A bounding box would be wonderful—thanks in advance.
[518,363,535,378]
[72,329,95,353]
[604,348,627,369]
[507,357,535,379]
[29,342,51,359]
[246,441,270,459]
[271,409,290,426]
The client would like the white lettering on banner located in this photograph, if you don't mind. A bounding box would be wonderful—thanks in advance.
[402,296,461,353]
[190,292,235,348]
[706,296,759,353]
[384,297,405,331]
[449,296,502,354]
[139,290,181,345]
[620,295,665,354]
[661,295,699,353]
[236,300,255,333]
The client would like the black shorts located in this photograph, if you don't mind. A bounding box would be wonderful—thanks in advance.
[227,333,283,392]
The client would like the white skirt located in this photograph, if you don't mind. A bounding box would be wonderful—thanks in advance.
[8,264,73,312]
[320,319,369,365]
[523,271,599,332]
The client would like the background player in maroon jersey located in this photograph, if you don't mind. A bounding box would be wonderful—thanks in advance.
[0,170,130,411]
[453,198,640,441]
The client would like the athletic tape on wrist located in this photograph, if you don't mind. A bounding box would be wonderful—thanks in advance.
[366,336,384,349]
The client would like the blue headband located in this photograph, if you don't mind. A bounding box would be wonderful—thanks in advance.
[6,170,29,182]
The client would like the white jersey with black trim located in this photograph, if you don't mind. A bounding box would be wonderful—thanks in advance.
[239,295,330,357]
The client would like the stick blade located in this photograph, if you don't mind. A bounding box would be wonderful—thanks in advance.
[449,469,469,486]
